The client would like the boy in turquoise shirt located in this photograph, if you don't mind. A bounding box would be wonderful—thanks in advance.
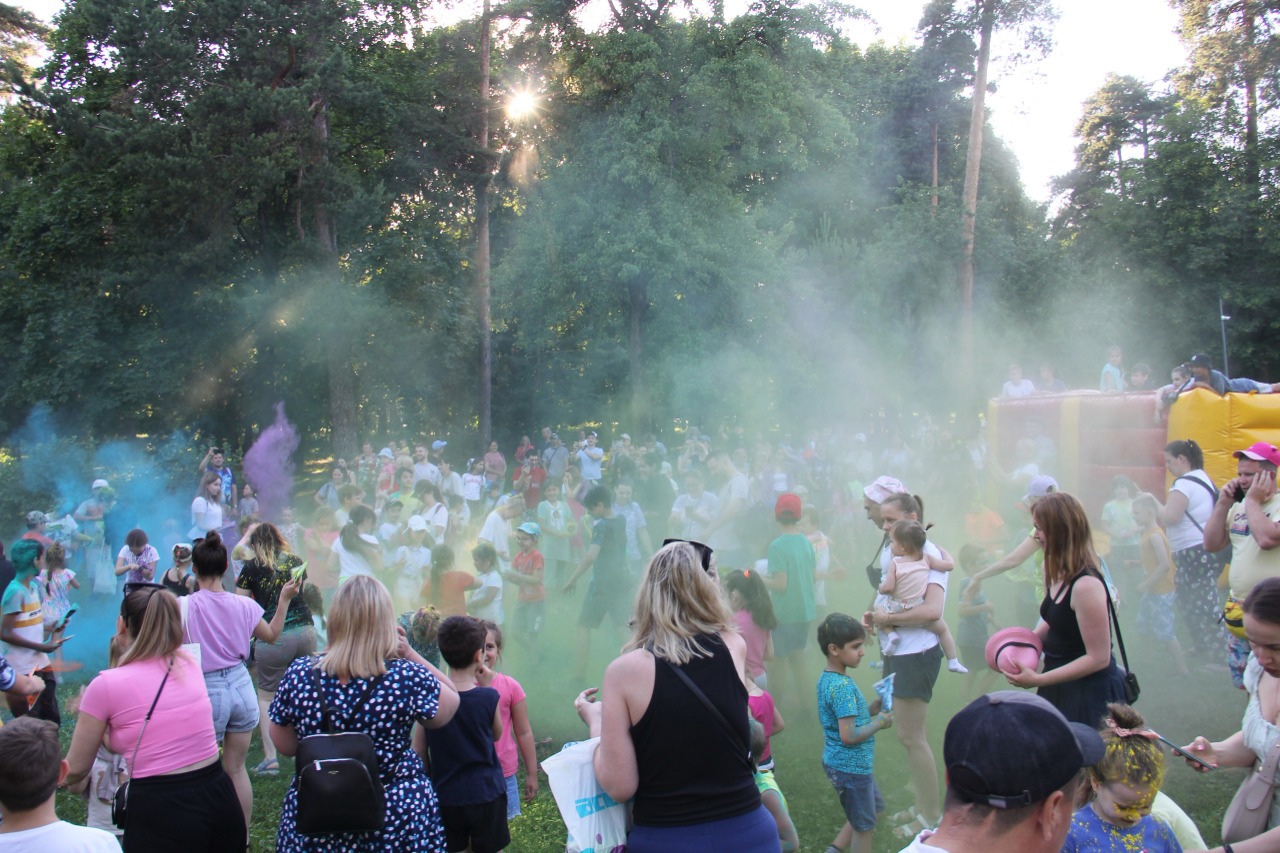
[816,612,891,853]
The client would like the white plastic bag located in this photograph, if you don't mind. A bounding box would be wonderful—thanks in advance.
[540,738,629,853]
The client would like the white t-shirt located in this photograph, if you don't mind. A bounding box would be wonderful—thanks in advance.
[670,491,720,540]
[331,533,380,580]
[469,568,504,625]
[1167,469,1216,552]
[879,540,948,656]
[479,511,513,568]
[709,473,750,552]
[413,461,441,487]
[896,831,951,853]
[1002,378,1036,397]
[189,496,224,538]
[0,820,121,851]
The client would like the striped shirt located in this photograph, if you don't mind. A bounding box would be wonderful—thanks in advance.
[1,578,48,674]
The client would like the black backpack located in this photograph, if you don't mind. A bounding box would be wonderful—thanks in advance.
[294,668,387,835]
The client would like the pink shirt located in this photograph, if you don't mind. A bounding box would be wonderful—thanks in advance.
[492,672,527,777]
[80,655,219,778]
[734,609,768,679]
[182,589,263,671]
[747,690,776,762]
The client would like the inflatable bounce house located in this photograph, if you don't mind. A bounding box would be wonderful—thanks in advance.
[988,389,1280,519]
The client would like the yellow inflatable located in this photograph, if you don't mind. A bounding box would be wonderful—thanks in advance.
[1166,388,1280,488]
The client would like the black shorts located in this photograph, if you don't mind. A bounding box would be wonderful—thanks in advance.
[883,644,943,702]
[441,795,510,853]
[579,584,632,630]
[124,761,245,852]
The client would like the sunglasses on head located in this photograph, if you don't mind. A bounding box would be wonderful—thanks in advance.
[663,538,714,574]
[122,581,165,597]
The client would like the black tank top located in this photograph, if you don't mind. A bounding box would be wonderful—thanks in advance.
[1040,572,1109,663]
[630,634,760,827]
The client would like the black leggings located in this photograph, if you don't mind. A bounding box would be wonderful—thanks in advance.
[124,761,246,852]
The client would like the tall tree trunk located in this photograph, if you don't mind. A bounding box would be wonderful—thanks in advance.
[476,0,493,446]
[1243,1,1259,191]
[931,121,939,214]
[957,0,994,384]
[628,277,649,431]
[313,94,358,460]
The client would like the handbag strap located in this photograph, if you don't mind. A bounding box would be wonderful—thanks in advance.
[1102,580,1132,673]
[126,657,173,777]
[656,655,756,776]
[310,664,384,734]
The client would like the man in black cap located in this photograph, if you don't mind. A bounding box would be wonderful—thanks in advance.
[897,691,1103,853]
[1185,353,1279,396]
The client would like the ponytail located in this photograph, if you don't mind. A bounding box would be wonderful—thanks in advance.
[340,505,378,560]
[1164,439,1204,472]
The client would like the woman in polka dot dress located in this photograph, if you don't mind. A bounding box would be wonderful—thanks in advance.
[268,575,461,851]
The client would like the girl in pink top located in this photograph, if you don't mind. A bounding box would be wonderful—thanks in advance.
[481,621,539,819]
[723,569,776,688]
[745,679,785,771]
[64,587,245,850]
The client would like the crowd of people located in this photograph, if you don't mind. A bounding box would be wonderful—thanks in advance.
[0,415,1276,853]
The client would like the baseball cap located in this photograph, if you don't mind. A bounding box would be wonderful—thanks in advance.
[432,440,447,451]
[378,447,394,459]
[516,522,541,539]
[1234,442,1280,467]
[25,511,46,526]
[1189,353,1213,368]
[775,493,802,522]
[91,479,110,491]
[863,475,907,504]
[944,691,1104,809]
[407,515,429,532]
[1023,475,1059,503]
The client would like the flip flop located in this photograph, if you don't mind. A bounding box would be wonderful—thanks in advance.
[252,758,280,776]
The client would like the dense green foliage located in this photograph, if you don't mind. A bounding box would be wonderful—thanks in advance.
[0,0,1275,449]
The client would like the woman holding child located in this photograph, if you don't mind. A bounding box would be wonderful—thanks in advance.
[65,586,246,850]
[1005,492,1126,727]
[268,575,460,851]
[575,540,777,851]
[863,491,947,836]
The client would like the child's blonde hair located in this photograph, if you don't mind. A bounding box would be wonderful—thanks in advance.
[44,544,66,571]
[1090,703,1164,791]
[1132,493,1159,516]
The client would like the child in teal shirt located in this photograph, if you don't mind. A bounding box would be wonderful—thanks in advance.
[816,612,891,853]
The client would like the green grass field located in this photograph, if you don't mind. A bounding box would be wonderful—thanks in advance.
[52,573,1242,852]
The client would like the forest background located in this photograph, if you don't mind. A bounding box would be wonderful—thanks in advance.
[0,0,1275,457]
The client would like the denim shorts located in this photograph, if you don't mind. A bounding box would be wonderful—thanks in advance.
[823,765,884,832]
[505,774,521,819]
[204,663,259,739]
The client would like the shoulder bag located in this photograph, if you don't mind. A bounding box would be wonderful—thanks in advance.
[1223,736,1280,843]
[657,655,757,776]
[111,657,173,828]
[1102,582,1140,704]
[294,668,387,835]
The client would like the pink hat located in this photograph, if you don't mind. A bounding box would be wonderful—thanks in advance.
[1234,442,1280,467]
[985,627,1043,676]
[864,475,907,504]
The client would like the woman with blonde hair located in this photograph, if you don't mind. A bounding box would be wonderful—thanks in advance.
[1006,492,1126,726]
[574,541,776,851]
[65,586,245,850]
[268,575,460,851]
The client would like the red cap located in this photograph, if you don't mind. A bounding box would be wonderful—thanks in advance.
[775,493,802,521]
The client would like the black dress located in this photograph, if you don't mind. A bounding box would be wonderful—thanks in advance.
[1037,572,1126,727]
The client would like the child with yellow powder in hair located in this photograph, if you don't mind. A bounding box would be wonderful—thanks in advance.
[1062,702,1182,853]
[1133,494,1189,676]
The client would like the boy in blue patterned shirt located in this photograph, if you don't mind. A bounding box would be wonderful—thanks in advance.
[816,613,892,853]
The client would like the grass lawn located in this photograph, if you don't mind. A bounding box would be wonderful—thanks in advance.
[52,573,1241,851]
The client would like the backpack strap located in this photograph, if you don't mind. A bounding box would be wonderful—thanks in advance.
[310,665,384,734]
